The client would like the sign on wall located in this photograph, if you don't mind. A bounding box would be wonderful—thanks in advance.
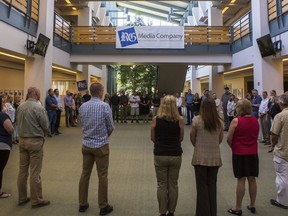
[116,26,184,49]
[77,80,88,91]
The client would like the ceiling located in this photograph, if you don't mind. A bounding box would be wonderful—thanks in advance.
[54,1,252,25]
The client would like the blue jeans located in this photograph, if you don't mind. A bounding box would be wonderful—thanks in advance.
[47,110,57,135]
[186,104,194,124]
[252,111,259,119]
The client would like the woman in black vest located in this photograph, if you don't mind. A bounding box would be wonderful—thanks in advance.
[151,95,184,216]
[0,96,14,198]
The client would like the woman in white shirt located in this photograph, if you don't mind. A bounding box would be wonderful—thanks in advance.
[227,94,236,127]
[212,93,221,112]
[175,92,183,116]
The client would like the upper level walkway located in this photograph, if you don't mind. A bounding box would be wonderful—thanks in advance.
[58,26,234,65]
[2,123,286,216]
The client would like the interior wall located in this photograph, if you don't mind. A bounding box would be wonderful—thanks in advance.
[0,66,24,90]
[200,83,209,94]
[224,77,245,99]
[52,71,77,94]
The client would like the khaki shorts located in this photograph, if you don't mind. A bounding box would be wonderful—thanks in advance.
[131,107,139,116]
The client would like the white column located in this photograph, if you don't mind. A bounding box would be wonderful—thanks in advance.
[100,66,107,96]
[191,66,201,94]
[251,0,284,94]
[78,7,92,26]
[208,7,222,26]
[24,0,54,103]
[207,6,224,94]
[209,66,224,97]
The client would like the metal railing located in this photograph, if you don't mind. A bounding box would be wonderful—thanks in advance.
[54,13,70,41]
[2,0,39,22]
[282,0,288,14]
[232,12,251,42]
[268,0,278,21]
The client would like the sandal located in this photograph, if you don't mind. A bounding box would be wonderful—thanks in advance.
[247,205,256,213]
[0,192,11,199]
[227,208,242,216]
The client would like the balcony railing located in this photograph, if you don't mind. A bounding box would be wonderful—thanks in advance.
[70,26,231,45]
[2,0,39,22]
[282,0,288,14]
[54,13,70,41]
[232,12,251,42]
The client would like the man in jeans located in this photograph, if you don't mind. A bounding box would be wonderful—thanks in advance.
[185,89,194,125]
[53,88,63,135]
[64,90,74,127]
[16,87,50,208]
[45,89,58,137]
[78,83,115,215]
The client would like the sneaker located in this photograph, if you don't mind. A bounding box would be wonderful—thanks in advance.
[100,204,113,215]
[79,204,89,212]
[31,200,50,208]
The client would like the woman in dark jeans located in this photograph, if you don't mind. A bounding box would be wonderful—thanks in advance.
[192,93,201,116]
[0,96,14,199]
[151,95,184,216]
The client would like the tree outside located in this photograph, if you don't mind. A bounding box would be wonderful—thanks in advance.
[116,65,158,96]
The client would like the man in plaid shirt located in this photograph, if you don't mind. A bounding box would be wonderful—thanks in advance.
[78,83,115,215]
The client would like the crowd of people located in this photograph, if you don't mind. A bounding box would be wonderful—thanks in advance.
[0,84,288,216]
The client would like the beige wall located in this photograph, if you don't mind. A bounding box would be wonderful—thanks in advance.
[224,77,245,99]
[0,66,24,90]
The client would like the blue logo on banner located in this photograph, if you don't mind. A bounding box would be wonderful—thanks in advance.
[77,80,88,91]
[118,27,138,47]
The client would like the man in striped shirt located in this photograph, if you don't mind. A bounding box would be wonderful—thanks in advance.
[78,83,114,215]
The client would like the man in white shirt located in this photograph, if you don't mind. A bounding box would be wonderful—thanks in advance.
[53,89,63,135]
[129,92,140,123]
[259,91,270,144]
[175,92,182,116]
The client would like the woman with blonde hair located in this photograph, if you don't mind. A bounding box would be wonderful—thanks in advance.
[190,97,223,216]
[151,95,184,216]
[227,99,259,215]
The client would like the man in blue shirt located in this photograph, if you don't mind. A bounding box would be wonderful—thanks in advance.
[251,89,262,119]
[185,89,195,125]
[53,89,63,135]
[45,89,58,137]
[78,83,114,215]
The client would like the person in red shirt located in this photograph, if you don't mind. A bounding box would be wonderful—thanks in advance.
[226,99,260,216]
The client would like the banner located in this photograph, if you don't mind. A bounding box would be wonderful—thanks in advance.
[77,80,88,91]
[116,26,184,49]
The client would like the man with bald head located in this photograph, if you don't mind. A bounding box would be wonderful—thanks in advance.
[16,87,50,208]
[78,83,114,215]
